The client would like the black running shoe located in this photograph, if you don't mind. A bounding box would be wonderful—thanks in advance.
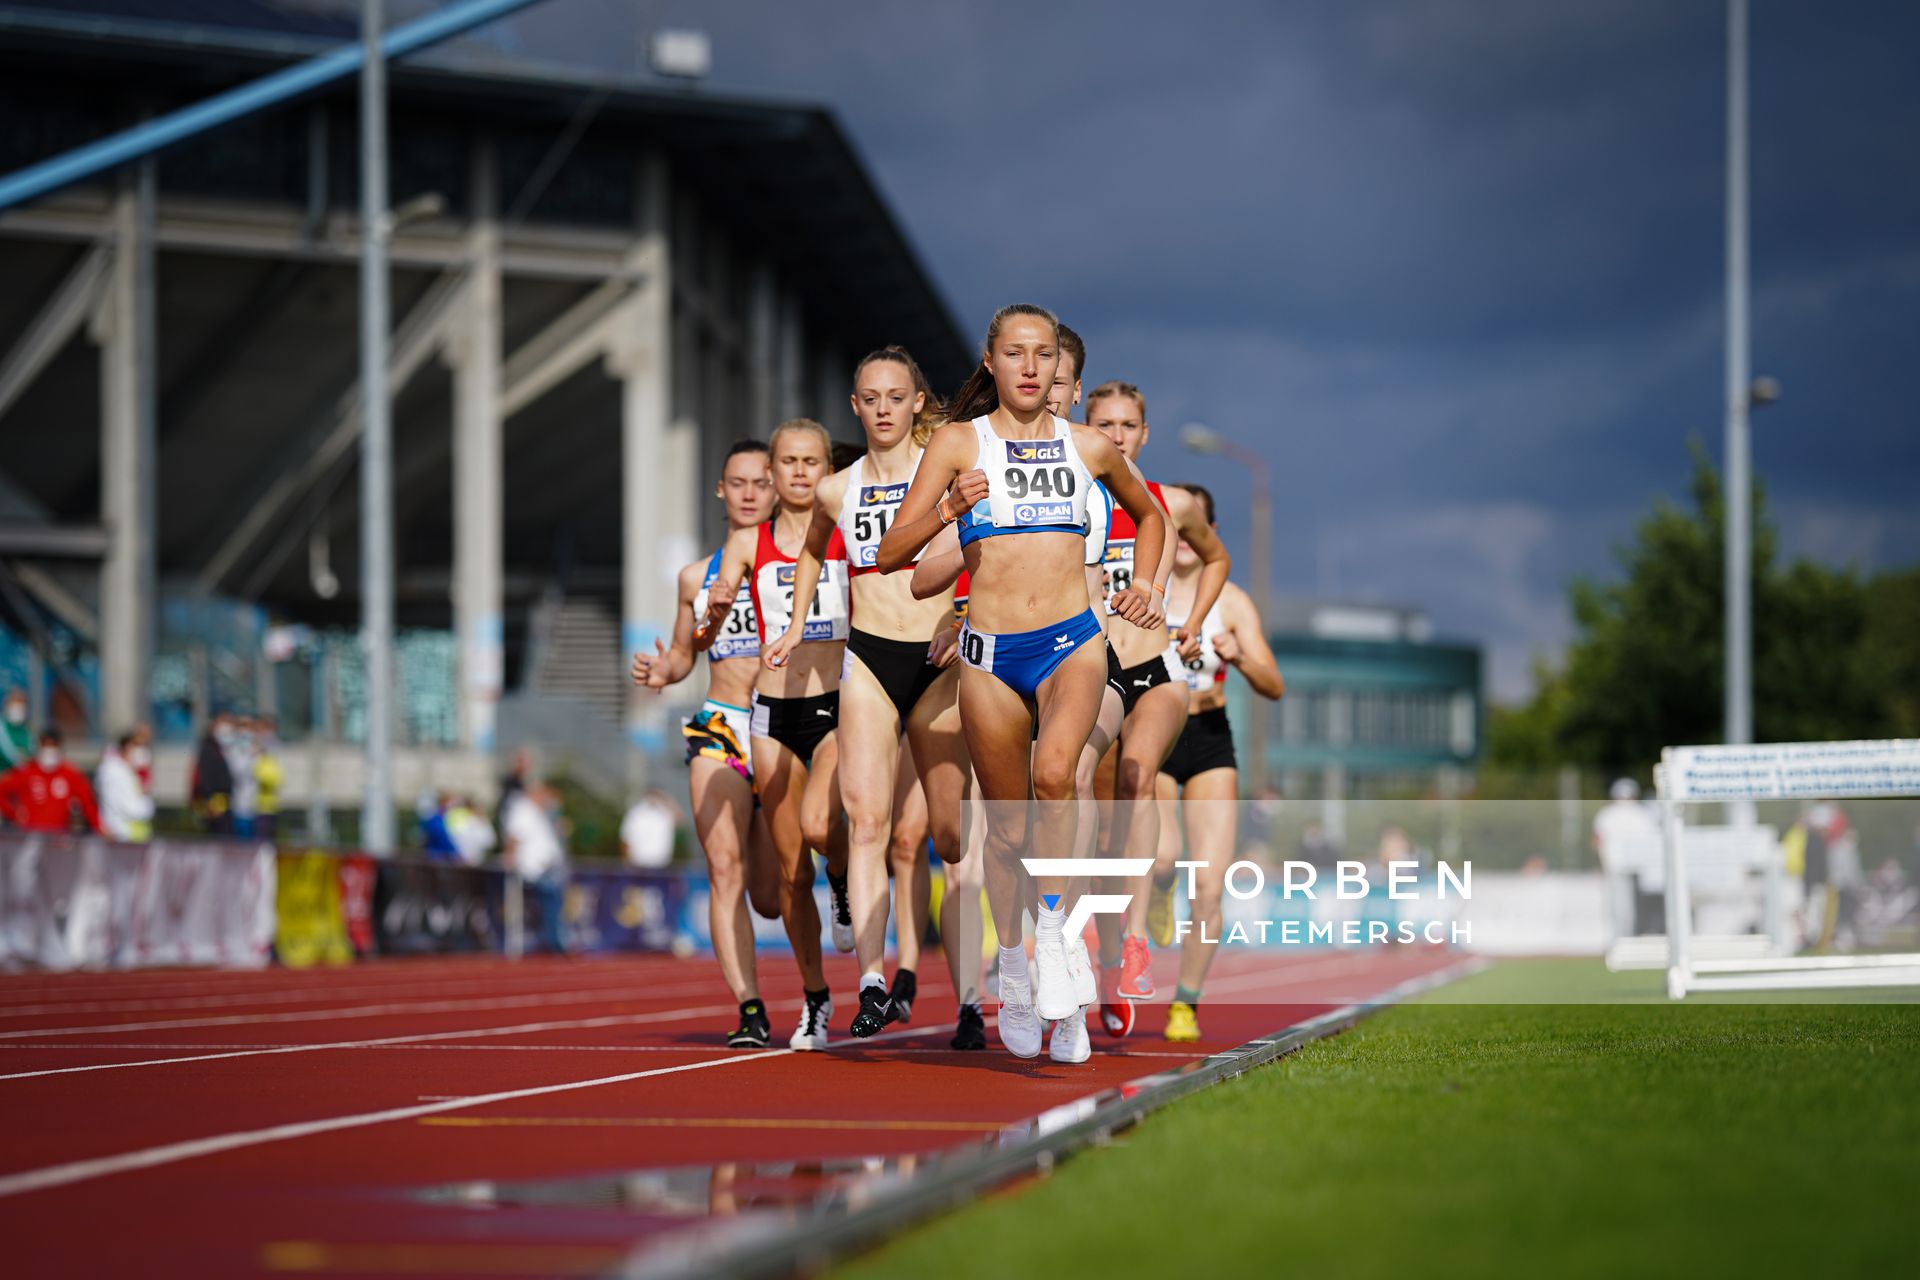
[827,871,854,953]
[950,1003,986,1051]
[726,999,771,1049]
[889,968,918,1025]
[849,983,897,1038]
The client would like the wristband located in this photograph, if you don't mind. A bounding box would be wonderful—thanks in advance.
[1149,581,1166,596]
[937,497,955,526]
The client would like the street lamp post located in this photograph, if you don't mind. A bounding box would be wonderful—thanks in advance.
[360,0,395,854]
[1179,423,1271,794]
[1725,0,1751,768]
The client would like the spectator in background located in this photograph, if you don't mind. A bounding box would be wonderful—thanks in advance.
[1594,777,1661,938]
[95,727,155,842]
[496,748,532,830]
[620,788,681,869]
[226,713,259,838]
[419,792,458,860]
[0,688,31,770]
[190,713,236,834]
[251,716,283,842]
[0,729,100,833]
[502,781,568,953]
[446,794,497,867]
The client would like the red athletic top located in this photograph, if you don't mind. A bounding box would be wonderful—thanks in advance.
[0,760,101,832]
[1103,480,1171,599]
[749,521,851,646]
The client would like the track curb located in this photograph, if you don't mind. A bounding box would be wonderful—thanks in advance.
[618,955,1487,1279]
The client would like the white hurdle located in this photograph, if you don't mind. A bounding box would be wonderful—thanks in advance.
[1657,738,1920,998]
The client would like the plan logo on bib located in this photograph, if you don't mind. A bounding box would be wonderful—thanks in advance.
[1014,501,1076,525]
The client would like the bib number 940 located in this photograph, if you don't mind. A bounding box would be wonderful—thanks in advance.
[1003,466,1076,501]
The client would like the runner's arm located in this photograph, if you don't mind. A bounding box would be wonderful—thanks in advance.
[1218,581,1284,699]
[1164,486,1232,659]
[877,423,974,574]
[634,561,703,690]
[763,494,842,670]
[1083,431,1165,627]
[693,528,753,652]
[910,522,964,600]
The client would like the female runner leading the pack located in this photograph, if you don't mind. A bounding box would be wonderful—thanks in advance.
[631,440,783,1047]
[765,347,981,1047]
[876,303,1166,1063]
[698,419,851,1051]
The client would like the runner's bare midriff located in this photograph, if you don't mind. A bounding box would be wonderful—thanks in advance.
[760,642,842,698]
[962,530,1094,635]
[706,654,760,709]
[852,565,956,642]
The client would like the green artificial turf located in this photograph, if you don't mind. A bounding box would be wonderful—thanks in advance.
[840,960,1920,1278]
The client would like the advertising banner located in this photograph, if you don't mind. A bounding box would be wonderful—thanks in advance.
[372,859,505,955]
[0,833,275,970]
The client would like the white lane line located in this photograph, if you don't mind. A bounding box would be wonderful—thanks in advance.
[0,983,736,1041]
[0,1050,790,1198]
[2,1039,1043,1056]
[0,971,710,1019]
[0,958,683,1008]
[0,1019,942,1199]
[0,1002,769,1082]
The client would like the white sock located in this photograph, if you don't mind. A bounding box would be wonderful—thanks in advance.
[998,945,1028,985]
[1036,902,1065,943]
[861,971,886,992]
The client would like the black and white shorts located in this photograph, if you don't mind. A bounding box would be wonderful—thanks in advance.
[1107,645,1185,717]
[1161,707,1238,784]
[750,690,838,768]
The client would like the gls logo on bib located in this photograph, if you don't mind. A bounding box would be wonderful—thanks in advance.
[1007,439,1066,464]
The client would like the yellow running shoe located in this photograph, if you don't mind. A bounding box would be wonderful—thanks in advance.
[1147,876,1175,948]
[1164,1000,1201,1043]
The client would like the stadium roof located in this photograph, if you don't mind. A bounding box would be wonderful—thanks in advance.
[0,0,971,388]
[0,0,973,634]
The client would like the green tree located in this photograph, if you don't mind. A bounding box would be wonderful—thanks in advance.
[1524,446,1891,774]
[1861,567,1920,737]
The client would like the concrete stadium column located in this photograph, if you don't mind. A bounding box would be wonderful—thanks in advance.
[92,161,158,736]
[747,263,777,432]
[814,344,845,431]
[663,291,700,573]
[611,152,675,771]
[775,289,804,422]
[449,142,503,754]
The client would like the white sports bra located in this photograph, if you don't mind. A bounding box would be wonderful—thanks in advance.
[956,415,1096,547]
[837,454,920,574]
[1167,600,1227,692]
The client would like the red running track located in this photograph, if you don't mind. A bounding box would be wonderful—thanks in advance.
[0,945,1459,1277]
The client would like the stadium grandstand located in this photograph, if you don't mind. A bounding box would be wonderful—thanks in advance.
[0,0,969,822]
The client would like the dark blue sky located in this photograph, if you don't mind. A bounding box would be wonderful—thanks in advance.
[455,0,1920,698]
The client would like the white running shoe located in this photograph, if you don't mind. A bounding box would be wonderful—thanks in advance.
[997,972,1042,1059]
[1033,927,1077,1022]
[1049,1007,1091,1064]
[789,993,832,1051]
[1068,934,1097,1010]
